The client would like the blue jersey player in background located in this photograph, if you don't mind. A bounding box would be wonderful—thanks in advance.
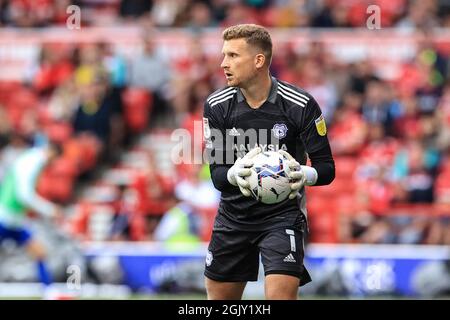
[0,143,63,298]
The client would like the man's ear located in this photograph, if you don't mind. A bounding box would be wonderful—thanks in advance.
[255,53,266,69]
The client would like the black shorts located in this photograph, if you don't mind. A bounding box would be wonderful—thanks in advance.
[204,218,311,286]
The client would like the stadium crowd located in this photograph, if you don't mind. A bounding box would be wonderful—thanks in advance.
[0,1,449,246]
[1,0,450,30]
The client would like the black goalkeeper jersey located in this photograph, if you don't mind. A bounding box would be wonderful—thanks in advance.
[203,76,335,231]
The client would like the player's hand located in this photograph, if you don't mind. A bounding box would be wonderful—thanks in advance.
[278,150,306,199]
[227,147,262,197]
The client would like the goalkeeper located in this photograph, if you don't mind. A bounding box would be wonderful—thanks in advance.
[203,24,335,300]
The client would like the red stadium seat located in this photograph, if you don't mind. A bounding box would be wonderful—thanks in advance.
[78,136,101,172]
[307,200,339,243]
[6,87,38,110]
[121,88,152,133]
[334,156,358,179]
[329,178,356,194]
[51,156,79,177]
[435,172,450,204]
[198,207,216,242]
[44,121,74,144]
[68,202,92,240]
[0,81,22,105]
[63,136,100,174]
[37,173,74,203]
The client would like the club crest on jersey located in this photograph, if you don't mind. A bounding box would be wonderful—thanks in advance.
[315,114,327,136]
[203,117,211,139]
[272,123,288,139]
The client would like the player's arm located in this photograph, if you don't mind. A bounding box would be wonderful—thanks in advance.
[298,97,335,186]
[204,101,261,195]
[15,159,58,219]
[203,101,235,193]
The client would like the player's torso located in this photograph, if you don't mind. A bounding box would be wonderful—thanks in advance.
[217,96,307,230]
[224,99,299,160]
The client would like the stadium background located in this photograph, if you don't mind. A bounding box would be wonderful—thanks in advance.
[0,0,449,299]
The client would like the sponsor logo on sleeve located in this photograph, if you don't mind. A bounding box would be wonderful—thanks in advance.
[315,114,327,136]
[203,117,211,139]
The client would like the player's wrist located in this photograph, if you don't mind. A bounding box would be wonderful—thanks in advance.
[300,165,318,186]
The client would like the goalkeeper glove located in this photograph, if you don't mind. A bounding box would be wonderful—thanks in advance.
[278,150,307,200]
[227,147,262,197]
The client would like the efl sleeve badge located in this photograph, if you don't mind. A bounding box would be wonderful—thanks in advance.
[314,114,327,136]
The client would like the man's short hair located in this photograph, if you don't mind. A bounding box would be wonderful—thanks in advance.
[222,24,273,66]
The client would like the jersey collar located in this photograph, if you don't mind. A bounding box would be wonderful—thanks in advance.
[236,76,278,104]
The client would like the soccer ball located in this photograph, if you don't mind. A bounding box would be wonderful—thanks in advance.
[246,151,291,204]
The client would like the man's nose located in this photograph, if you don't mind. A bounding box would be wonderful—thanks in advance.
[221,57,228,69]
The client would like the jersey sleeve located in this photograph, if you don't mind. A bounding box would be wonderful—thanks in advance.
[298,97,330,154]
[297,97,335,186]
[15,152,57,218]
[203,101,236,193]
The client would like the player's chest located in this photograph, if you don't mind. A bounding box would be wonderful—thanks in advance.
[226,104,297,142]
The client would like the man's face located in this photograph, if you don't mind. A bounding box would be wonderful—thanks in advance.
[220,38,258,87]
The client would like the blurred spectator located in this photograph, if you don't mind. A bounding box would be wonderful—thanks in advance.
[150,0,184,27]
[98,42,128,90]
[392,140,439,203]
[170,36,214,122]
[129,30,173,124]
[8,0,54,27]
[301,58,338,123]
[396,0,439,32]
[341,210,450,245]
[394,215,428,244]
[153,201,202,246]
[312,1,351,28]
[0,108,11,149]
[358,167,395,215]
[187,1,215,30]
[154,164,219,246]
[0,0,450,29]
[330,92,367,155]
[72,67,123,162]
[32,44,74,96]
[349,61,380,95]
[134,152,175,216]
[435,82,450,151]
[72,68,108,141]
[220,2,260,26]
[119,0,152,19]
[0,133,30,182]
[109,184,146,241]
[52,0,73,26]
[358,215,396,244]
[47,78,79,122]
[209,0,229,24]
[264,0,311,27]
[0,0,9,25]
[98,42,127,150]
[361,80,396,133]
[129,31,171,93]
[358,123,399,175]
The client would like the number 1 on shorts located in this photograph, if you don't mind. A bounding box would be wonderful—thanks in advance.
[285,229,296,252]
